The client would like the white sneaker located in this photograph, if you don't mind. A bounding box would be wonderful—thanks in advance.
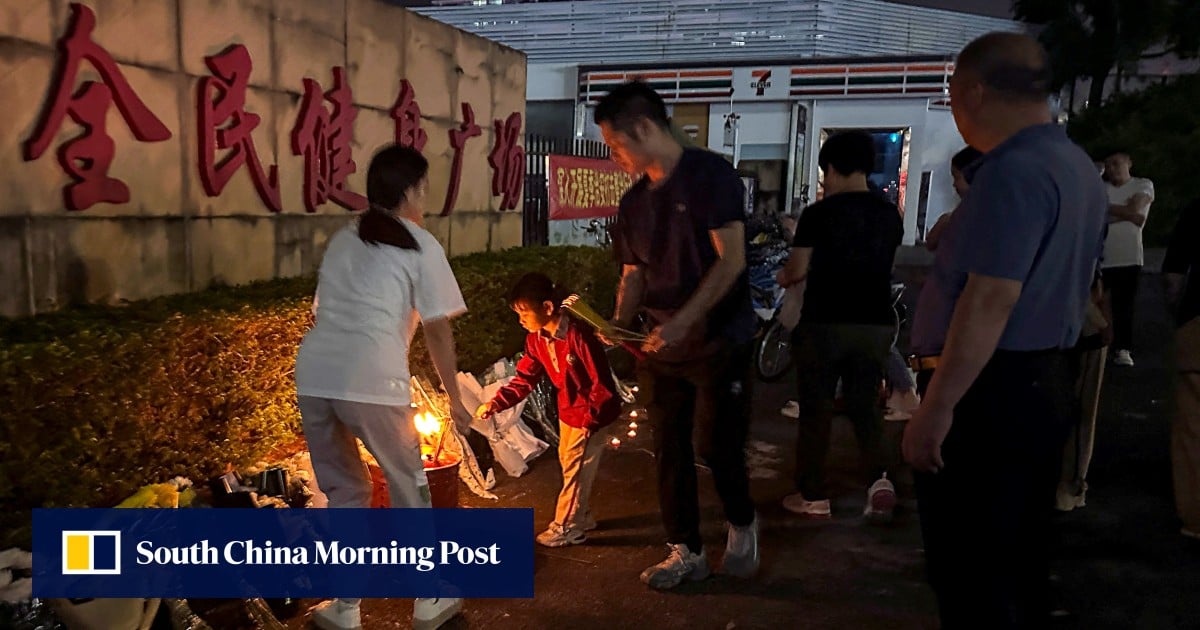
[781,400,799,418]
[311,599,361,630]
[864,474,897,523]
[723,517,760,578]
[413,597,463,630]
[782,493,832,519]
[1114,350,1134,367]
[639,543,711,590]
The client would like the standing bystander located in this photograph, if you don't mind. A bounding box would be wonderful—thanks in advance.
[596,81,760,589]
[902,33,1107,628]
[1100,151,1154,367]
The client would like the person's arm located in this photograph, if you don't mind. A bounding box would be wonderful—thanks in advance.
[925,213,952,251]
[413,239,472,431]
[486,338,545,416]
[646,221,746,350]
[778,247,812,288]
[613,264,646,329]
[903,273,1022,470]
[1108,192,1152,226]
[423,317,469,425]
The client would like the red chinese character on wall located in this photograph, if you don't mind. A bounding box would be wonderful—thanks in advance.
[488,112,525,211]
[23,3,172,211]
[197,45,281,213]
[391,80,427,152]
[291,67,367,213]
[442,102,481,216]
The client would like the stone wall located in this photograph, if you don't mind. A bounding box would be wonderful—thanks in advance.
[0,0,527,318]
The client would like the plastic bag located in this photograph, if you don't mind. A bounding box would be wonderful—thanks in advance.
[456,372,548,477]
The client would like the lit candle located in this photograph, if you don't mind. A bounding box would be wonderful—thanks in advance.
[630,410,639,419]
[628,422,638,429]
[627,430,637,438]
[610,437,621,447]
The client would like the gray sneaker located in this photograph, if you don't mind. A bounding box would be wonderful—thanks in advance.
[639,543,710,590]
[723,516,760,578]
[536,524,586,548]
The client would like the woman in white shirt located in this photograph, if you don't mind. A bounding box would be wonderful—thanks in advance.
[295,145,472,630]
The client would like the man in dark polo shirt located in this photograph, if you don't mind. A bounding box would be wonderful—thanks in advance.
[903,33,1106,627]
[777,131,904,523]
[596,81,758,590]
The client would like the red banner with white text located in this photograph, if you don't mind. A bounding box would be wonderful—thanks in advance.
[546,155,634,220]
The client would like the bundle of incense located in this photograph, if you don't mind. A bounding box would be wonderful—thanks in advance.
[561,294,647,359]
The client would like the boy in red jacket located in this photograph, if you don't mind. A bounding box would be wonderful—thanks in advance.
[477,273,622,547]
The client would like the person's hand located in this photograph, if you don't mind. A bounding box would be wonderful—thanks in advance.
[474,403,494,421]
[0,548,33,603]
[902,402,953,473]
[642,318,689,353]
[776,269,791,287]
[449,402,474,435]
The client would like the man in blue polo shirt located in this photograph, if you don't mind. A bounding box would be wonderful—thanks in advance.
[596,81,759,590]
[903,33,1107,627]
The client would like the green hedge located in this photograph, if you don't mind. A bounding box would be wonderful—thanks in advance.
[0,246,617,548]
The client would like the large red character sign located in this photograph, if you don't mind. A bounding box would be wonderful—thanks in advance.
[197,45,281,213]
[488,112,524,211]
[442,103,481,216]
[391,80,427,152]
[23,3,172,211]
[291,68,367,213]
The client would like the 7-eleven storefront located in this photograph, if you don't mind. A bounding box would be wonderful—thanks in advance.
[574,56,968,245]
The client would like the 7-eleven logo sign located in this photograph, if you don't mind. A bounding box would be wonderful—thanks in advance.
[751,70,773,96]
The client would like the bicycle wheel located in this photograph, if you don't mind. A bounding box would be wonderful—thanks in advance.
[756,319,793,382]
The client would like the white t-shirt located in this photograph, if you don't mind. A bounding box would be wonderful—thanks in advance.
[1102,177,1154,268]
[295,220,466,406]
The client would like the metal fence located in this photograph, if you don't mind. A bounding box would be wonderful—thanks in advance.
[523,134,610,246]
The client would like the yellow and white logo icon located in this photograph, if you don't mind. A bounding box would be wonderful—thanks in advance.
[62,530,121,575]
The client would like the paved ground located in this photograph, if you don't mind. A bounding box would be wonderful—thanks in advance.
[263,274,1196,629]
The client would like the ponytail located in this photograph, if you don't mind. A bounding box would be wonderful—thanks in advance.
[359,204,420,251]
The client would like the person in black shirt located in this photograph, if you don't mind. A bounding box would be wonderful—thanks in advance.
[597,81,759,589]
[777,131,904,522]
[1164,198,1200,539]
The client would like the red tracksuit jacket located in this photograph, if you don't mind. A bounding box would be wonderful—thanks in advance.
[489,316,621,431]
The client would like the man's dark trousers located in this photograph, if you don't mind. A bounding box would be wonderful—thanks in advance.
[638,341,756,553]
[914,350,1074,629]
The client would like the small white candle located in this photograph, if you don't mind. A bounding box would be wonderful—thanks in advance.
[627,430,637,438]
[628,422,638,429]
[610,437,621,447]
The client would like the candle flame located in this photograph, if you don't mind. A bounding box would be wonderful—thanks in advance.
[414,412,442,437]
